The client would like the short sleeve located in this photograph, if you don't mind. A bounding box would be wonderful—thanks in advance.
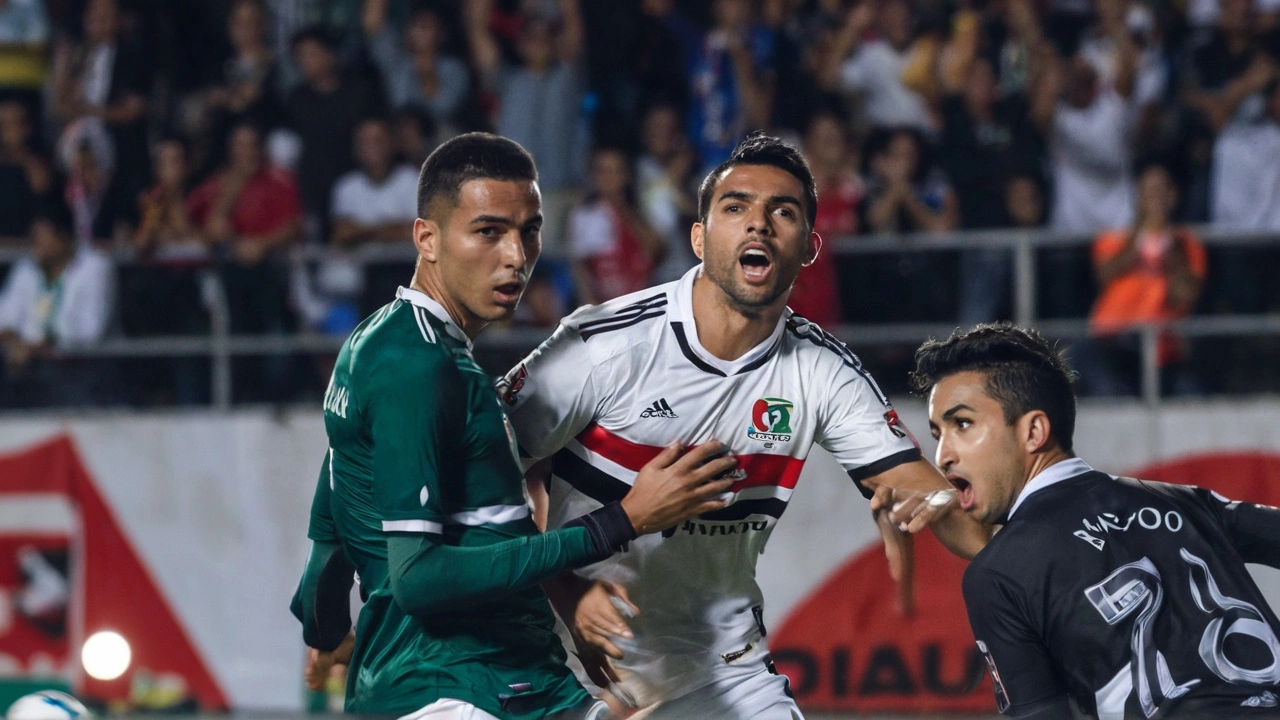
[964,565,1068,714]
[838,49,871,91]
[1091,232,1126,267]
[813,337,920,490]
[1194,486,1280,567]
[368,350,462,534]
[500,322,601,462]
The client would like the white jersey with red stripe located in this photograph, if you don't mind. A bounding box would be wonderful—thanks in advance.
[500,265,921,707]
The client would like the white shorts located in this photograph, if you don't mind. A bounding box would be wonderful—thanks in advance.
[398,697,611,720]
[624,647,803,720]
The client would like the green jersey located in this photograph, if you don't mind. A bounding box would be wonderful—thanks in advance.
[308,288,600,718]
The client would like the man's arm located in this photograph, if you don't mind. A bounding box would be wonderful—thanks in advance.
[289,453,355,652]
[865,459,992,559]
[386,442,735,616]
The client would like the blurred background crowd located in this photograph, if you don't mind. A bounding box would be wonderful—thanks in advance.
[1,0,1278,408]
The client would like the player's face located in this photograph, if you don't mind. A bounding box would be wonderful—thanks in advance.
[422,178,542,334]
[928,371,1029,526]
[693,164,818,311]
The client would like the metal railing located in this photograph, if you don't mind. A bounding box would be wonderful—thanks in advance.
[3,226,1276,409]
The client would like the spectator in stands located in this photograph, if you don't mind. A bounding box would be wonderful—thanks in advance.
[124,138,208,404]
[568,146,664,305]
[187,122,301,402]
[1076,162,1206,397]
[1078,0,1169,159]
[391,106,435,169]
[957,169,1049,324]
[467,0,586,259]
[50,0,150,203]
[863,128,958,234]
[0,99,52,238]
[285,25,382,232]
[364,1,469,131]
[635,103,698,283]
[0,0,50,120]
[1035,13,1139,234]
[58,117,130,245]
[305,116,418,335]
[860,127,958,322]
[0,200,113,407]
[684,0,777,172]
[822,0,933,133]
[200,0,283,175]
[1183,0,1279,313]
[793,110,861,327]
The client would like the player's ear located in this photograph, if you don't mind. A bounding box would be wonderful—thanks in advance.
[1022,410,1054,455]
[802,231,822,267]
[413,217,440,263]
[691,222,706,261]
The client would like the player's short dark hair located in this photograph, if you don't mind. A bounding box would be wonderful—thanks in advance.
[416,132,538,220]
[911,323,1078,452]
[697,131,817,232]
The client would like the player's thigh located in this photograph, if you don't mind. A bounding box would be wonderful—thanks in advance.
[397,698,502,720]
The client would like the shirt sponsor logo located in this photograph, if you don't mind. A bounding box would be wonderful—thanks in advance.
[748,397,794,443]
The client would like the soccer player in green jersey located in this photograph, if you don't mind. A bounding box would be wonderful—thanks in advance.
[290,133,738,719]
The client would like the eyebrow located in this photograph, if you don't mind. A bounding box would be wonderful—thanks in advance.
[717,191,803,208]
[469,214,544,227]
[941,404,977,422]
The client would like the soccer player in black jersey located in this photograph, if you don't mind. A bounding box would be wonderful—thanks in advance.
[912,323,1280,719]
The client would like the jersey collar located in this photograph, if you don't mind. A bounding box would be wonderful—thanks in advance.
[1007,457,1095,520]
[395,286,472,349]
[667,264,787,377]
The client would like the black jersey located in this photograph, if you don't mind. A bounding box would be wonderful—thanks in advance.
[964,467,1280,719]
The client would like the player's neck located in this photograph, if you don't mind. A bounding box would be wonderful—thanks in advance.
[1024,447,1075,486]
[690,273,784,361]
[410,269,484,339]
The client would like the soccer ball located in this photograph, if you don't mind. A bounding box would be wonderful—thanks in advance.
[5,691,90,720]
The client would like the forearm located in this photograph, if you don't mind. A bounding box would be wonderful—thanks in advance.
[289,540,356,651]
[388,503,635,615]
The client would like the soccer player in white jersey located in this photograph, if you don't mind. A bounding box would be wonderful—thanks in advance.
[500,132,990,719]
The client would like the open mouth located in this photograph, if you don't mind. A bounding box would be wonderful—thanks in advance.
[947,474,975,511]
[493,282,523,305]
[738,246,773,283]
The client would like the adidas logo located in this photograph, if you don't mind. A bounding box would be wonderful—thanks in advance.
[640,398,678,419]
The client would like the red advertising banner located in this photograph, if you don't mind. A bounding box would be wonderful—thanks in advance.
[0,436,228,710]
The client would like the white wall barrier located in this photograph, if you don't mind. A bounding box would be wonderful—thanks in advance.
[0,400,1277,711]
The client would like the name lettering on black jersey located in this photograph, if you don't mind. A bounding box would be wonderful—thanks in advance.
[1075,507,1185,551]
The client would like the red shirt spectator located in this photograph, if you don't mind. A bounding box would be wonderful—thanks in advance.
[187,166,300,240]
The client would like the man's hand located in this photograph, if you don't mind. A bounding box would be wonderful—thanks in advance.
[872,485,916,616]
[620,441,737,535]
[568,581,638,687]
[304,630,354,692]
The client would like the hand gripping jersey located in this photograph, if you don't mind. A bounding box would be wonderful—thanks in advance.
[502,266,921,706]
[965,464,1280,719]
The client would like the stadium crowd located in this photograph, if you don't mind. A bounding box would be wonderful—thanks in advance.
[0,0,1278,406]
